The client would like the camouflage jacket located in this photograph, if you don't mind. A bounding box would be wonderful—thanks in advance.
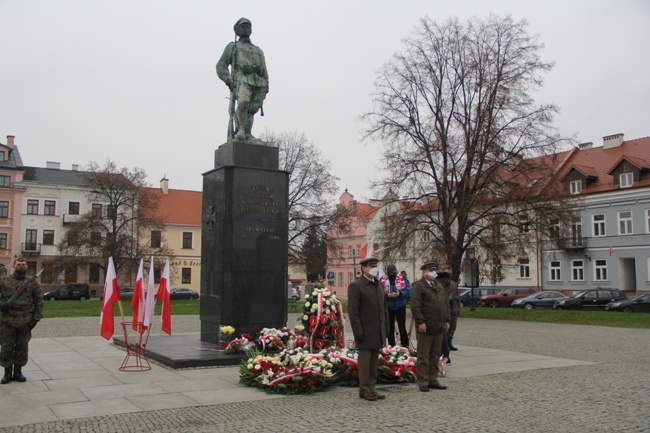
[0,274,43,327]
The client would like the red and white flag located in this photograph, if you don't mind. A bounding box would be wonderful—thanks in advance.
[143,257,157,329]
[130,258,145,331]
[100,257,120,340]
[156,258,172,335]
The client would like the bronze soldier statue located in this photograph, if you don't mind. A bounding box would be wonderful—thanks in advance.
[0,256,43,384]
[216,17,269,144]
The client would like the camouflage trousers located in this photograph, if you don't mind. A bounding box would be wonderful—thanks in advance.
[0,322,31,367]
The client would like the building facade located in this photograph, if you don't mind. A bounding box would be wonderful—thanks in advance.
[541,134,650,295]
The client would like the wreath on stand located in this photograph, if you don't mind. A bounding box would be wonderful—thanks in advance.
[300,286,346,351]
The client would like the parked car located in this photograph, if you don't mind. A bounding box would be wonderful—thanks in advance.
[555,289,626,310]
[511,291,569,310]
[102,287,134,301]
[170,288,199,300]
[459,287,501,307]
[288,286,301,301]
[605,294,650,313]
[43,283,90,301]
[479,287,539,308]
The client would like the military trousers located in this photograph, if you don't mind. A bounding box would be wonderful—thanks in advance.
[0,322,31,367]
[357,348,380,395]
[415,331,443,387]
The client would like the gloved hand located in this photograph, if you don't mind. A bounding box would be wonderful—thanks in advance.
[29,319,39,330]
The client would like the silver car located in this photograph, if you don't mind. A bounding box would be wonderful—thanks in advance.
[511,291,568,310]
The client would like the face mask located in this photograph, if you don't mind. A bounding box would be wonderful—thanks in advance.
[437,272,449,279]
[368,268,379,278]
[427,271,438,280]
[14,267,27,279]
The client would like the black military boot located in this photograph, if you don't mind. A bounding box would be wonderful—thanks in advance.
[12,365,26,382]
[449,338,458,351]
[1,366,12,384]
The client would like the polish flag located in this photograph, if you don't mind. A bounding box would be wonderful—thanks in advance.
[143,257,157,329]
[100,257,120,340]
[130,258,145,331]
[156,258,172,335]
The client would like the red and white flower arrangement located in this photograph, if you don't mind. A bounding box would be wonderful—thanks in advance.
[239,348,335,394]
[301,286,346,351]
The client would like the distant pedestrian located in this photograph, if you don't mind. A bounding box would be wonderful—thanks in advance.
[348,257,389,401]
[380,264,411,347]
[410,261,450,392]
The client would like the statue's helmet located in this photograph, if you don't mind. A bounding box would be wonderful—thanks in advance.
[234,17,252,35]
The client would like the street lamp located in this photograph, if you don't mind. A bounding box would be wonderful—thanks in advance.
[467,247,477,311]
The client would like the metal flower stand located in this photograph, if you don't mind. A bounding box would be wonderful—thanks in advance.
[119,321,151,372]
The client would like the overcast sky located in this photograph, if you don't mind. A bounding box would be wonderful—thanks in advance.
[2,0,649,201]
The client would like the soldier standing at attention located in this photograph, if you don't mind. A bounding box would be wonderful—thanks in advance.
[0,256,43,384]
[410,261,450,392]
[348,257,389,401]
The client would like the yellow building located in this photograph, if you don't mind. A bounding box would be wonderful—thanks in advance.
[142,179,202,293]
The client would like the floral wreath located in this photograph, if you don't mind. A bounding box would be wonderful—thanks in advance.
[300,286,346,351]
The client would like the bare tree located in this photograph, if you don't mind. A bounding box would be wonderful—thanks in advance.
[363,15,577,282]
[54,160,173,280]
[262,130,341,249]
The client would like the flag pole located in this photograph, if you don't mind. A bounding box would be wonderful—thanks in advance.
[117,300,130,349]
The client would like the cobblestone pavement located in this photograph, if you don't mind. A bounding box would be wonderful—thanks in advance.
[3,315,649,433]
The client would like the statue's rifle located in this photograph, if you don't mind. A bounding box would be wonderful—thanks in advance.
[1,268,44,313]
[227,38,238,141]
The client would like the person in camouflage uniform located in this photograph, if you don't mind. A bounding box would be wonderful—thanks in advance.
[0,256,43,384]
[437,263,460,352]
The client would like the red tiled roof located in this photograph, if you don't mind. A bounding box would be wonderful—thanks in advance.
[555,136,650,194]
[606,155,650,175]
[142,187,202,226]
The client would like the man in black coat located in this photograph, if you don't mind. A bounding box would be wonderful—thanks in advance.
[348,257,388,401]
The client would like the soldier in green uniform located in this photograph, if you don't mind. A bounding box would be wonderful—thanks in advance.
[0,256,43,384]
[438,263,460,351]
[216,17,269,144]
[410,261,450,392]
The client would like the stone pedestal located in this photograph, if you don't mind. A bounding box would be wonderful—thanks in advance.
[200,140,289,344]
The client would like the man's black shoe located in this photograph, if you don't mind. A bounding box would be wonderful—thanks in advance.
[419,386,430,392]
[359,392,378,401]
[428,383,447,390]
[449,339,458,351]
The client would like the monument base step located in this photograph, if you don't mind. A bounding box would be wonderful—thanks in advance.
[113,333,245,369]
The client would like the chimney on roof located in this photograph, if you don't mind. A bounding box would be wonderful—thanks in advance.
[6,136,15,149]
[578,142,593,150]
[46,161,61,170]
[71,164,79,171]
[160,176,169,195]
[603,133,624,149]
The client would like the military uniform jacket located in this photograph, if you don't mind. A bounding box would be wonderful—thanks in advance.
[410,278,451,335]
[0,275,43,327]
[439,277,460,308]
[347,276,388,349]
[217,40,269,88]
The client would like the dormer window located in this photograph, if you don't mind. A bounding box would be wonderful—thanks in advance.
[569,180,582,194]
[620,172,633,188]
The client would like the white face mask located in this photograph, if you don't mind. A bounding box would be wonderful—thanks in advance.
[368,268,379,278]
[427,271,438,280]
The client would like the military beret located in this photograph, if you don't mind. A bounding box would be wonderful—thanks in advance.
[14,255,26,263]
[359,257,379,267]
[420,261,438,271]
